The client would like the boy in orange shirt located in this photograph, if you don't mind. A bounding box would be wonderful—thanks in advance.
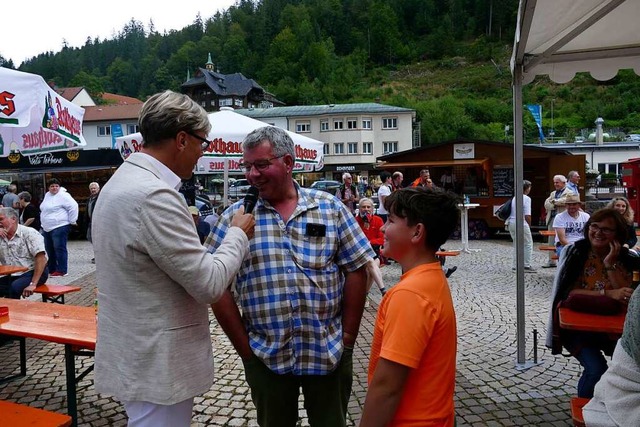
[360,187,459,427]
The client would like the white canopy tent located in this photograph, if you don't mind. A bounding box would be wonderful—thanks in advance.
[511,0,640,367]
[0,67,87,156]
[116,108,324,205]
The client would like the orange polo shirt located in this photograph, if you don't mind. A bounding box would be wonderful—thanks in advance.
[368,262,457,426]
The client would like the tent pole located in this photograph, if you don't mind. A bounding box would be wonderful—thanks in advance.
[513,66,528,369]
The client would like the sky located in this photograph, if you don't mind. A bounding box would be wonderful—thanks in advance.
[2,0,237,66]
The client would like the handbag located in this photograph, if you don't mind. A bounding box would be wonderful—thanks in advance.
[494,198,512,221]
[561,293,622,315]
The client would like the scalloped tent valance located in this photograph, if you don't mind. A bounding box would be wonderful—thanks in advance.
[511,0,640,84]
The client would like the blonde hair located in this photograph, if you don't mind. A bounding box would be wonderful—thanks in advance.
[607,197,634,224]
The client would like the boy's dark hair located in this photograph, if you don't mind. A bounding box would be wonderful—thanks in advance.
[47,178,60,186]
[380,171,392,182]
[384,187,460,250]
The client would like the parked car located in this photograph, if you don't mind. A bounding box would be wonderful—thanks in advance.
[309,180,341,192]
[626,134,640,142]
[228,179,251,199]
[574,136,585,143]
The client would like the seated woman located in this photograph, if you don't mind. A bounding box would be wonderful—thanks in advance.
[546,208,638,398]
[583,287,640,426]
[356,197,385,260]
[356,197,387,296]
[607,197,637,250]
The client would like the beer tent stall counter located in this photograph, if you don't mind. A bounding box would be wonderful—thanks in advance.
[376,139,585,234]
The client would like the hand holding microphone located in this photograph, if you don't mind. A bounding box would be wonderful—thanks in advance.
[230,186,258,239]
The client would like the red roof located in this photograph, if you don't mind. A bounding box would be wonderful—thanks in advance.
[57,87,84,102]
[83,104,142,122]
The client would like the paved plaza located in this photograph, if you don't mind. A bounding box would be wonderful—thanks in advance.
[0,237,582,426]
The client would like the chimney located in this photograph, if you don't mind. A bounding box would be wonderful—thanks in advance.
[595,117,604,146]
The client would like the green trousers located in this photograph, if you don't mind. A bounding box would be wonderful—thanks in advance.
[242,348,353,427]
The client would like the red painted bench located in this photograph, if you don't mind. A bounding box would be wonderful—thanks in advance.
[570,396,590,427]
[33,284,82,304]
[0,400,72,426]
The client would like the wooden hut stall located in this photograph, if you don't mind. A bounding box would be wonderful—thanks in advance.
[376,139,585,235]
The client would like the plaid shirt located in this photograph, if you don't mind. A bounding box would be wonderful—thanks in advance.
[204,184,374,375]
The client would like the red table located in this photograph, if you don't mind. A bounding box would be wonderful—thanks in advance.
[558,307,625,335]
[0,299,95,426]
[0,265,29,275]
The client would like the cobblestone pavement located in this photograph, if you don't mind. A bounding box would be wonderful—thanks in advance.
[0,238,582,426]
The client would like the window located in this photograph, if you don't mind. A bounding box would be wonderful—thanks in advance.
[320,120,329,131]
[97,125,111,137]
[234,99,243,107]
[334,143,344,154]
[382,117,398,129]
[333,119,344,130]
[323,143,330,155]
[347,142,358,154]
[347,117,357,129]
[127,124,139,134]
[219,98,233,106]
[598,163,619,174]
[383,141,398,153]
[362,118,372,129]
[296,121,311,133]
[362,142,372,154]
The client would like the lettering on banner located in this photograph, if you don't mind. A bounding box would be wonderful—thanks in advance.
[27,153,64,166]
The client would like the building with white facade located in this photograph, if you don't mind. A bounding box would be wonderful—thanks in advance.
[542,141,640,175]
[238,103,418,183]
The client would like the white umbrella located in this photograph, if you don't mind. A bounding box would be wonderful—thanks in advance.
[116,108,324,205]
[0,67,87,157]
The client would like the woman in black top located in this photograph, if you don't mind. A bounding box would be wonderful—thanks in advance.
[17,191,40,230]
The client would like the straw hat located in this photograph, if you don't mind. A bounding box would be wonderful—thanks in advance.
[565,194,582,204]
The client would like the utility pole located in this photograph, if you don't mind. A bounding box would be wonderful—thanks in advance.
[550,98,555,141]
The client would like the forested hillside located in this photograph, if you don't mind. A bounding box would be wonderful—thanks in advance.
[2,0,639,144]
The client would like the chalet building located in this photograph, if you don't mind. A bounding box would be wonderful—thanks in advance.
[181,53,283,111]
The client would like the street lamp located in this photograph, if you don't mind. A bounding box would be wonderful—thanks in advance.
[549,98,555,140]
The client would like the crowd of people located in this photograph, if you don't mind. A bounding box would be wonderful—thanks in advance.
[0,178,83,298]
[3,88,637,427]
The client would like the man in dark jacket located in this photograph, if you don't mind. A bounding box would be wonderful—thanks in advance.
[86,182,100,263]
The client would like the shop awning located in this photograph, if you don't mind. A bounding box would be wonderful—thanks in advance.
[375,158,489,168]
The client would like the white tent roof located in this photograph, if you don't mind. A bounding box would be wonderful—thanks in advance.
[511,0,640,84]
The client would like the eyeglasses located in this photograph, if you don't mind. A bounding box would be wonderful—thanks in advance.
[185,131,212,151]
[589,223,616,235]
[238,155,284,173]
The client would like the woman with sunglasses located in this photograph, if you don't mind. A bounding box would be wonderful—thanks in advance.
[546,208,639,398]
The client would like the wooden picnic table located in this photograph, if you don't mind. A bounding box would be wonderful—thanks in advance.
[539,230,556,237]
[0,299,95,427]
[558,307,625,335]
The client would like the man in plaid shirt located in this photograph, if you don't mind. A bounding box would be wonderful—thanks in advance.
[205,126,374,427]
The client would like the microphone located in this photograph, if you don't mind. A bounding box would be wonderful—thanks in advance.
[243,186,259,214]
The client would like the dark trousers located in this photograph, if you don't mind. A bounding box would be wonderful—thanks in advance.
[43,225,70,274]
[242,348,353,427]
[0,267,48,299]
